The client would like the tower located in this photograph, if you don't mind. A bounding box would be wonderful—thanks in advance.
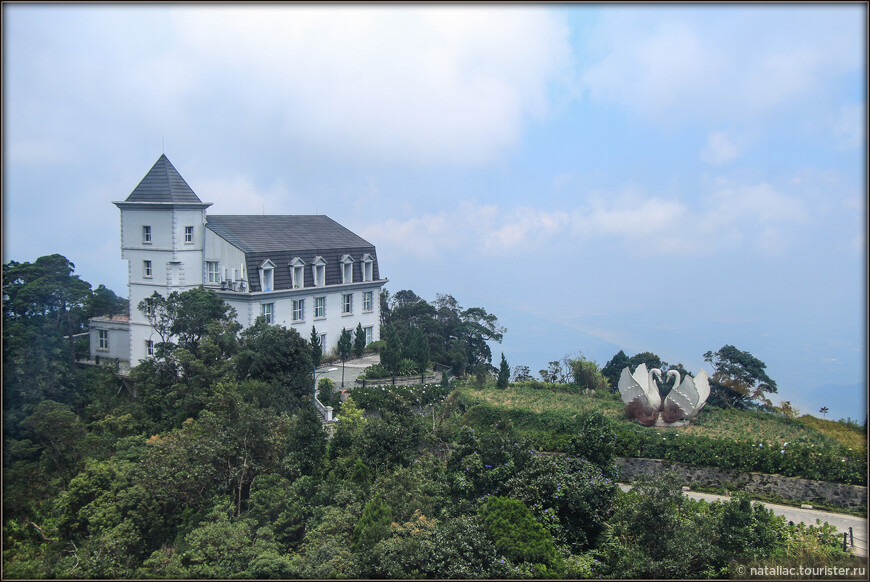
[114,155,212,363]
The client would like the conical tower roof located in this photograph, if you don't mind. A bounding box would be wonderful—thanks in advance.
[123,154,203,204]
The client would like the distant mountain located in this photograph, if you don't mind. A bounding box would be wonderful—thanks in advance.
[807,383,867,424]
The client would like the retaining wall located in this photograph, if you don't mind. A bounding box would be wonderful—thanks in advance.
[616,457,867,509]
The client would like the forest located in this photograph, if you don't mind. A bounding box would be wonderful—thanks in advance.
[3,254,862,578]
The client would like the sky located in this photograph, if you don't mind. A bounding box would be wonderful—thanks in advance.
[3,3,867,422]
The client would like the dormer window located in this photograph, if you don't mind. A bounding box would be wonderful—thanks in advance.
[362,254,374,282]
[259,259,276,292]
[312,256,327,287]
[143,225,152,244]
[290,258,306,289]
[341,254,354,284]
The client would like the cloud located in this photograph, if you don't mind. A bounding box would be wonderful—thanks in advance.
[700,131,741,165]
[364,181,810,260]
[833,104,866,149]
[168,5,574,166]
[579,6,864,123]
[196,176,291,216]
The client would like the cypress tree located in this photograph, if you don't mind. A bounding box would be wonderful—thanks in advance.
[310,326,322,368]
[353,322,366,358]
[381,324,402,381]
[497,352,510,389]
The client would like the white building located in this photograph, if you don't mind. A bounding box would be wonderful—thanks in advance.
[90,154,386,366]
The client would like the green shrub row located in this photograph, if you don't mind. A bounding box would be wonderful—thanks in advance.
[350,382,451,412]
[362,359,425,379]
[612,426,866,485]
[457,398,866,486]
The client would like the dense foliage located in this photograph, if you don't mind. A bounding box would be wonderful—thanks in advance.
[3,256,862,578]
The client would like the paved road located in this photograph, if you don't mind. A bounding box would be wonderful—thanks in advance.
[619,485,868,556]
[315,353,381,392]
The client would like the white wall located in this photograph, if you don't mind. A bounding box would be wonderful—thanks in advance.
[203,230,247,287]
[120,204,208,362]
[89,320,131,362]
[220,283,383,353]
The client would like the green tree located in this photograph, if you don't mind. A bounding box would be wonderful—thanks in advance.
[405,324,430,382]
[309,325,322,368]
[601,350,630,391]
[353,322,366,357]
[352,494,393,553]
[566,353,609,392]
[236,319,313,406]
[539,361,562,385]
[381,323,402,382]
[704,345,777,407]
[511,365,532,382]
[19,400,86,489]
[479,496,564,577]
[87,284,128,318]
[628,351,665,373]
[716,495,785,560]
[379,289,391,328]
[3,254,93,367]
[497,353,510,389]
[600,473,718,579]
[338,328,353,388]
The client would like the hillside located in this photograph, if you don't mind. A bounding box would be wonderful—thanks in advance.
[448,382,866,486]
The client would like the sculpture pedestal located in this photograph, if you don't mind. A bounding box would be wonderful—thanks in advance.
[654,419,689,428]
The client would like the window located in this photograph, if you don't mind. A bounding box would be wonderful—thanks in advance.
[184,226,193,243]
[290,258,305,288]
[341,254,354,284]
[363,254,374,282]
[362,291,373,312]
[259,259,276,292]
[98,330,109,350]
[292,299,304,322]
[143,225,152,243]
[143,260,153,278]
[145,340,154,357]
[364,326,373,346]
[342,293,353,315]
[206,261,220,283]
[314,296,326,318]
[312,257,327,287]
[261,303,274,324]
[319,333,327,350]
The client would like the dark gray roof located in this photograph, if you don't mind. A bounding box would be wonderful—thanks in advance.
[124,154,203,204]
[206,215,374,253]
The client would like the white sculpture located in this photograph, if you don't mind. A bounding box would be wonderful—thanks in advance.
[618,365,711,426]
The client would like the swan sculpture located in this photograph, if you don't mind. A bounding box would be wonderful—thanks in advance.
[618,363,663,426]
[618,365,711,426]
[661,369,712,423]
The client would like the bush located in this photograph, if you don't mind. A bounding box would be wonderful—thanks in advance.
[569,411,617,472]
[317,378,334,403]
[479,496,564,578]
[366,340,385,353]
[599,472,718,579]
[398,358,418,376]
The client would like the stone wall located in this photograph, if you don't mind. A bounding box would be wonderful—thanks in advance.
[616,457,867,510]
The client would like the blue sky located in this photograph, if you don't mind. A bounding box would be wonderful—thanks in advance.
[3,3,866,421]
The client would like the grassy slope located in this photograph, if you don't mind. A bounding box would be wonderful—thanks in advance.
[455,383,865,452]
[797,414,867,453]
